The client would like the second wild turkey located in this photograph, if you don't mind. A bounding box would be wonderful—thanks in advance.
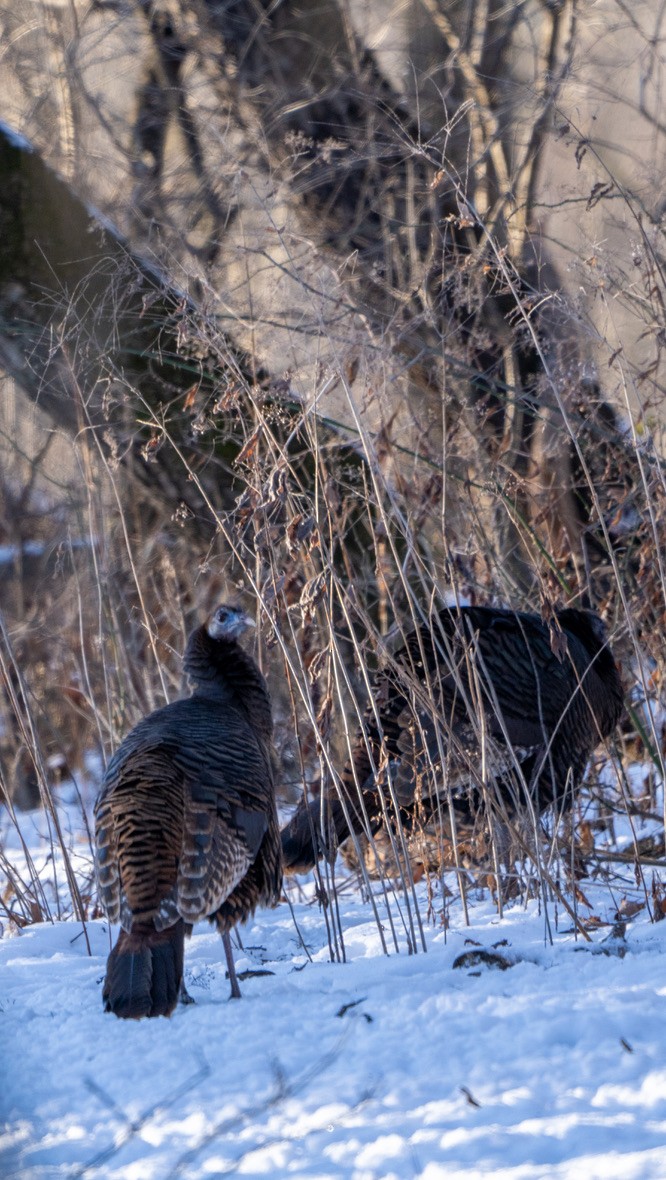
[281,604,624,873]
[94,604,282,1018]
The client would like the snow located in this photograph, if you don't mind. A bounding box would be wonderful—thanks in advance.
[3,789,666,1179]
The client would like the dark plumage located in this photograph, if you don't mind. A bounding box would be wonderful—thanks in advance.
[281,605,624,873]
[95,604,282,1018]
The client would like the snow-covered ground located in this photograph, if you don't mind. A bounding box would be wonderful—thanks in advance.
[3,787,666,1179]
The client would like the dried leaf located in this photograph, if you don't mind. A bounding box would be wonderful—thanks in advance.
[316,692,332,736]
[651,876,666,921]
[287,514,317,554]
[29,900,44,924]
[213,384,241,413]
[345,356,360,385]
[183,384,198,411]
[264,465,288,505]
[141,432,162,463]
[617,898,645,919]
[236,426,262,466]
[574,885,594,908]
[299,573,327,621]
[307,646,329,683]
[578,820,595,856]
[549,625,568,662]
[581,915,606,929]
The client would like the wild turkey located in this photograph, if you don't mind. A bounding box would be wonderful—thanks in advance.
[281,605,624,873]
[94,604,282,1018]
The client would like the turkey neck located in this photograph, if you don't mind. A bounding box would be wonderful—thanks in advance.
[183,624,273,739]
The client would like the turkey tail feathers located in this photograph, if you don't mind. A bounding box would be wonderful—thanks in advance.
[103,919,185,1019]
